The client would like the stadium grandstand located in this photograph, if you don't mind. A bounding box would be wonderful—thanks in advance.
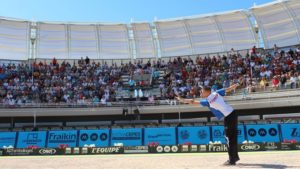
[0,0,299,152]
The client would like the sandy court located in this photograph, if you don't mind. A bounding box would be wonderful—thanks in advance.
[0,151,300,169]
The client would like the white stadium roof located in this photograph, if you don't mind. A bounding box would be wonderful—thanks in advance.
[0,0,300,60]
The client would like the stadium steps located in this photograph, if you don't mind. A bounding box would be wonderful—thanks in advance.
[86,126,98,130]
[50,127,62,130]
[0,128,11,132]
[62,126,74,130]
[11,127,23,132]
[121,75,130,86]
[66,121,112,127]
[38,127,50,131]
[74,126,87,130]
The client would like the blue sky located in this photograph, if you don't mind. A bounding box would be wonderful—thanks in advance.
[0,0,275,23]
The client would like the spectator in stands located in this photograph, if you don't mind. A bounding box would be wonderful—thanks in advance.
[1,45,300,106]
[259,77,267,91]
[290,74,297,89]
[272,75,280,90]
[85,56,90,65]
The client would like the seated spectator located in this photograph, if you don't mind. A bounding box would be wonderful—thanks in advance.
[260,77,268,90]
[272,75,280,90]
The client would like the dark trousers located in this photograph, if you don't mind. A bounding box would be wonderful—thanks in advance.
[224,111,239,162]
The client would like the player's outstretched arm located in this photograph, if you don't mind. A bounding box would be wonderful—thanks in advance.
[175,96,200,105]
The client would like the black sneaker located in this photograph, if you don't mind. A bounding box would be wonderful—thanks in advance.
[223,160,236,166]
[234,157,240,163]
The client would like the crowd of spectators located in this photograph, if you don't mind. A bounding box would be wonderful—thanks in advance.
[1,45,300,107]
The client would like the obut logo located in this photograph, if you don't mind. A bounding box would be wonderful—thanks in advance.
[39,148,56,155]
[241,144,260,151]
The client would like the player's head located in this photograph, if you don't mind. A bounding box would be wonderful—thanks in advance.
[200,86,211,98]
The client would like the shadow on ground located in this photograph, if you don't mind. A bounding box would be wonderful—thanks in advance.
[237,163,300,169]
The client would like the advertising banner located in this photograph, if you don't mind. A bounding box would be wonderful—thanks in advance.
[16,131,47,148]
[79,130,109,147]
[111,128,142,146]
[280,124,300,142]
[178,127,210,145]
[47,130,78,148]
[246,124,280,143]
[0,132,16,148]
[144,127,176,145]
[211,125,245,143]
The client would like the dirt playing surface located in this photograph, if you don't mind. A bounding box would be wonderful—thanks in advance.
[0,151,300,169]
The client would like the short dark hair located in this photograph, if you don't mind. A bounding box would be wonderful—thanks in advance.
[202,86,211,92]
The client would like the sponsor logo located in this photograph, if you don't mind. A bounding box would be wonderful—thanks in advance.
[124,146,148,150]
[237,129,242,136]
[164,146,171,153]
[0,136,15,143]
[81,147,88,154]
[48,133,77,143]
[248,128,256,137]
[180,130,189,140]
[148,134,171,139]
[156,146,163,153]
[208,144,227,152]
[112,132,141,140]
[124,146,148,153]
[100,133,108,141]
[73,148,80,154]
[65,148,72,154]
[90,133,98,141]
[81,133,108,142]
[90,147,121,154]
[265,142,279,150]
[241,144,261,151]
[213,130,223,138]
[281,143,292,150]
[258,129,267,137]
[268,128,277,136]
[295,144,300,150]
[80,134,88,141]
[199,145,207,152]
[191,145,198,152]
[38,148,56,155]
[21,133,43,145]
[181,145,189,152]
[5,148,34,155]
[198,130,207,139]
[291,128,300,137]
[171,146,178,153]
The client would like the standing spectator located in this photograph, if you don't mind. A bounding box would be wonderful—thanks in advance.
[290,74,297,89]
[280,74,287,89]
[85,56,90,65]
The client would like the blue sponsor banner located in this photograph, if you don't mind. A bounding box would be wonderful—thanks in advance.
[0,132,16,147]
[281,123,300,142]
[178,127,210,144]
[144,127,176,145]
[111,128,142,146]
[246,124,280,143]
[47,130,78,148]
[79,129,109,147]
[17,131,47,148]
[211,125,245,144]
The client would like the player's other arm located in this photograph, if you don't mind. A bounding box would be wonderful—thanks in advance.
[224,83,240,95]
